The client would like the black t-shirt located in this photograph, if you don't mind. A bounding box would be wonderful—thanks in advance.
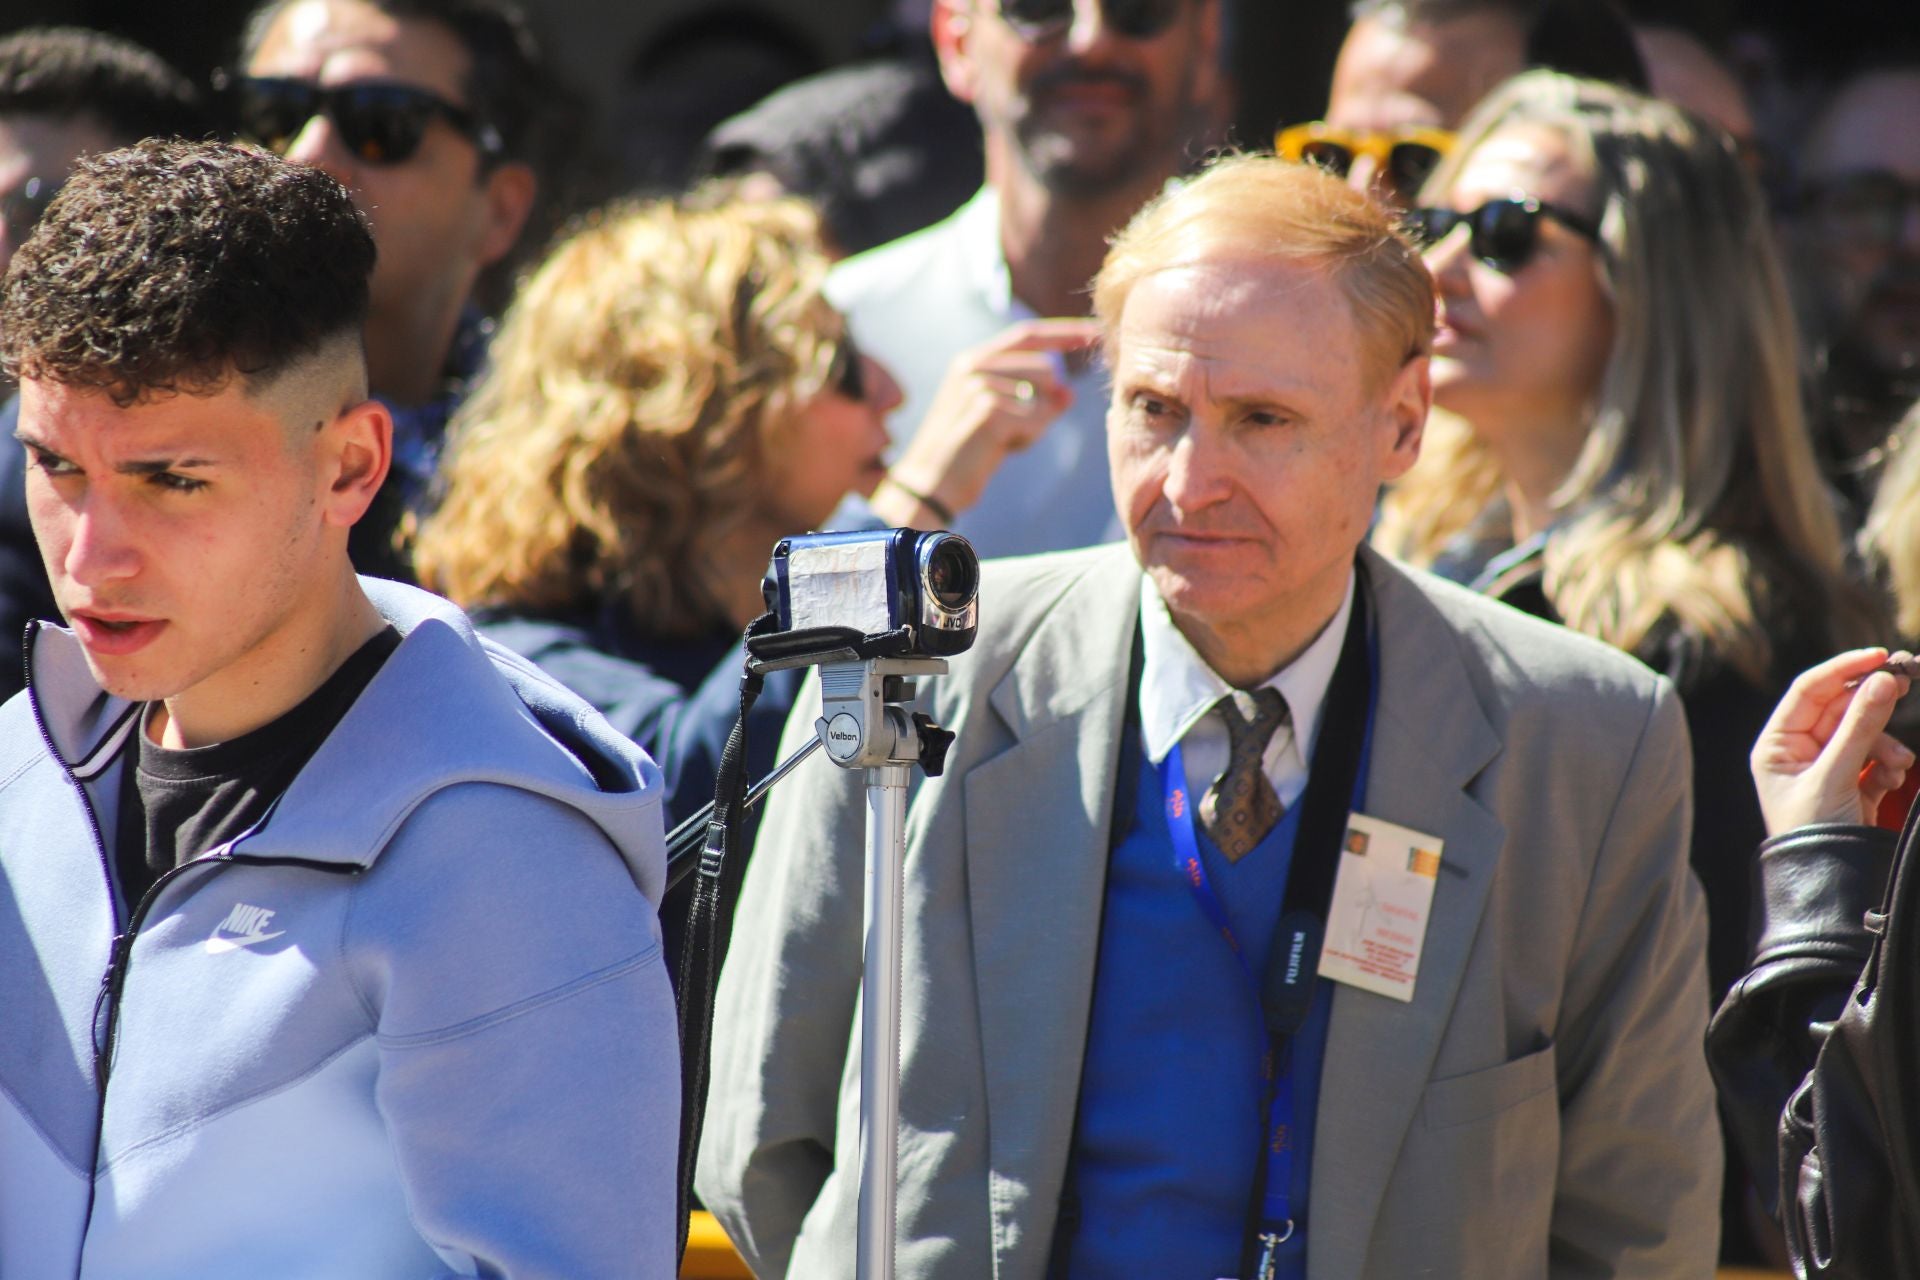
[112,627,402,910]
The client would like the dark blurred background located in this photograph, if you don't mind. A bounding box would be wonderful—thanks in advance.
[1,0,1912,210]
[0,0,1845,166]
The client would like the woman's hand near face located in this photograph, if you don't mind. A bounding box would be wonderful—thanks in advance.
[871,318,1102,527]
[1752,648,1917,835]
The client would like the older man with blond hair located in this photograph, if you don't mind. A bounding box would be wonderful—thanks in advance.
[698,154,1719,1279]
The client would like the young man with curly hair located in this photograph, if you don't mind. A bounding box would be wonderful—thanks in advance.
[0,139,678,1278]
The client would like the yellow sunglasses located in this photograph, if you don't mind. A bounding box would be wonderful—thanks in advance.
[1274,122,1456,198]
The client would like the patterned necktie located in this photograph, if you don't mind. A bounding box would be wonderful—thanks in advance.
[1198,687,1291,863]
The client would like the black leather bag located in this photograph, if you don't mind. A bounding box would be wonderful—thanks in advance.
[1740,802,1920,1276]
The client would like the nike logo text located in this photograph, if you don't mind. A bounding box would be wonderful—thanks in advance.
[205,902,285,954]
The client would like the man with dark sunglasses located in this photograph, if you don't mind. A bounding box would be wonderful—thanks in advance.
[1792,61,1920,514]
[236,0,557,581]
[823,0,1222,559]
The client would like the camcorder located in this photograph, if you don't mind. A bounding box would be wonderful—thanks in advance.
[754,528,979,669]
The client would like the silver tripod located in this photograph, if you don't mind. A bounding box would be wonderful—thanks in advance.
[812,656,954,1280]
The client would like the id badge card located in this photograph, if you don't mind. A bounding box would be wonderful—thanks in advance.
[1318,812,1444,1002]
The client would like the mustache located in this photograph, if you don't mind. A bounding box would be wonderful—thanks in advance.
[1136,509,1267,538]
[1028,63,1149,101]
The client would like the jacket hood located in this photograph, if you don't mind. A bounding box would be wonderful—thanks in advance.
[26,577,667,902]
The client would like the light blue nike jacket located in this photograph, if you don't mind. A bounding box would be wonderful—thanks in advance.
[0,579,679,1278]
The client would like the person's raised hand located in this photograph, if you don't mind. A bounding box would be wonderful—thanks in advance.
[1751,647,1917,835]
[872,318,1102,527]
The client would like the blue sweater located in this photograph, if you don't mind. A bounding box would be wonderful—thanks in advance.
[1066,753,1332,1279]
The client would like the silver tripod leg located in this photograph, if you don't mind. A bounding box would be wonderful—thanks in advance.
[857,762,911,1280]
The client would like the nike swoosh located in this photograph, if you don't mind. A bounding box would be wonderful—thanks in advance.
[204,930,286,954]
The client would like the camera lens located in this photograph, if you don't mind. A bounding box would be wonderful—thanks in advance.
[922,536,979,612]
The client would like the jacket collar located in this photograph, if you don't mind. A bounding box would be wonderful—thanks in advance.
[963,544,1141,1274]
[24,578,491,782]
[1306,546,1506,1278]
[25,578,659,879]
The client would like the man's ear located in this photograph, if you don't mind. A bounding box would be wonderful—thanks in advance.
[931,0,979,106]
[321,398,392,529]
[475,161,537,269]
[1376,353,1432,483]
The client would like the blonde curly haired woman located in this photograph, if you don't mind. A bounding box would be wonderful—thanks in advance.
[413,193,1088,825]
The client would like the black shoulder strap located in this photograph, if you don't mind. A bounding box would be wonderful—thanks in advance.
[672,612,777,1263]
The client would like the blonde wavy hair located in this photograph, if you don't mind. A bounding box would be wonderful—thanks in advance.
[1374,71,1867,681]
[1861,400,1920,637]
[412,194,843,635]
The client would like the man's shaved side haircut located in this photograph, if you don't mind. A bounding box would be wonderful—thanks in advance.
[0,139,376,407]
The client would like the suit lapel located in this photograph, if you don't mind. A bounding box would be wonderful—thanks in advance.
[964,547,1140,1279]
[1308,552,1507,1280]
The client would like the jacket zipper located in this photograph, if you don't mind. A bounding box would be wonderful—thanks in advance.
[92,851,366,1086]
[92,857,223,1086]
[27,664,365,1270]
[28,659,131,1280]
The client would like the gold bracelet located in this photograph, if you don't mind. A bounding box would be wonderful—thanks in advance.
[884,475,956,526]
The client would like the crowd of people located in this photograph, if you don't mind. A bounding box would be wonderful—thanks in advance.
[0,0,1917,1276]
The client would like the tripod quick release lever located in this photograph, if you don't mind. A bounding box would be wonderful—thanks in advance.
[912,714,954,777]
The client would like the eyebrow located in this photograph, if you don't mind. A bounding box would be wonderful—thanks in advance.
[115,456,218,476]
[13,432,218,473]
[1122,377,1316,410]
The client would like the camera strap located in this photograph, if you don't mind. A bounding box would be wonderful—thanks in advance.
[672,611,779,1263]
[1229,577,1375,1279]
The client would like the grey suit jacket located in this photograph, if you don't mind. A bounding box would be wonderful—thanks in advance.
[698,544,1720,1279]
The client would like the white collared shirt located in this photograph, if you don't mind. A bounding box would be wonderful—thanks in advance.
[1138,571,1357,809]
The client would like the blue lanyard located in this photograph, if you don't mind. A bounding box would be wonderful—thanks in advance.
[1159,619,1378,1278]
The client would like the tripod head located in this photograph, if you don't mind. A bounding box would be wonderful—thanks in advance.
[816,656,955,775]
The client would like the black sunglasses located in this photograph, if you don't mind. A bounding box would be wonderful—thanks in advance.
[995,0,1185,41]
[225,75,501,166]
[1405,197,1602,273]
[827,332,867,402]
